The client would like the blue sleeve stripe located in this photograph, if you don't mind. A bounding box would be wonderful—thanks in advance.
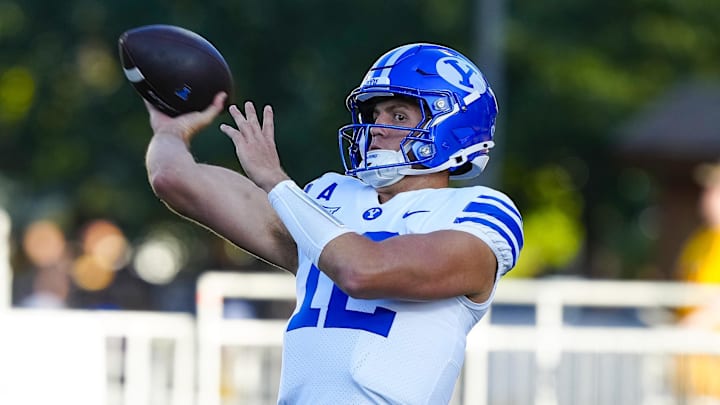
[461,202,524,249]
[478,195,522,220]
[454,216,517,267]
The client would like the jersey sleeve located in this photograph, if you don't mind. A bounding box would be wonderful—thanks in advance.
[446,188,524,277]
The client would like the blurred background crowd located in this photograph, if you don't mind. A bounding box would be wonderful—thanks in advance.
[1,0,719,316]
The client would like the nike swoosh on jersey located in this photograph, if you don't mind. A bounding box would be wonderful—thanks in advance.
[402,210,430,219]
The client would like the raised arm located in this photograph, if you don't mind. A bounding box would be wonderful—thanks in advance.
[144,94,298,272]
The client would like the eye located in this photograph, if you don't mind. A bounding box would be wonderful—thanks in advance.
[394,113,407,122]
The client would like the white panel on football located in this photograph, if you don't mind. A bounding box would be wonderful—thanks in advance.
[123,67,145,83]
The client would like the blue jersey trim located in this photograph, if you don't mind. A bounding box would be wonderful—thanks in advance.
[454,216,518,266]
[460,202,524,249]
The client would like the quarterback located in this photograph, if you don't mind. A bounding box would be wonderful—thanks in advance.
[144,43,524,404]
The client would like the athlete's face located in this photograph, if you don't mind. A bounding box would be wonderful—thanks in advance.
[368,98,423,151]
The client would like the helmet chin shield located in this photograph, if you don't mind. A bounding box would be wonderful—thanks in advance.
[338,43,498,185]
[355,150,407,188]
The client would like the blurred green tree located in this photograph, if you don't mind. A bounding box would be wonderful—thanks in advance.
[0,0,719,303]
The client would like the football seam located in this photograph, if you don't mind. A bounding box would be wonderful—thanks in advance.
[134,31,231,72]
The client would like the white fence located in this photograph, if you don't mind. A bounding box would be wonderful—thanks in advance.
[197,272,720,405]
[0,309,195,405]
[1,271,720,405]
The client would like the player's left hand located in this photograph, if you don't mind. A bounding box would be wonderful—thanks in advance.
[220,101,290,192]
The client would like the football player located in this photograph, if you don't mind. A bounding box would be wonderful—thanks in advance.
[144,43,524,404]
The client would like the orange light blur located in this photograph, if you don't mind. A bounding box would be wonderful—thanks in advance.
[71,254,115,291]
[81,219,129,270]
[22,220,66,268]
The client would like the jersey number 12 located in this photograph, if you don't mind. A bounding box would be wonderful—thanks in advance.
[286,232,398,337]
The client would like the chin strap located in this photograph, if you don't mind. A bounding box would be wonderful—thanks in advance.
[268,180,354,266]
[356,140,495,187]
[356,150,407,188]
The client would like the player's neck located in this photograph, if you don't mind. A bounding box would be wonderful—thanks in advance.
[376,172,450,204]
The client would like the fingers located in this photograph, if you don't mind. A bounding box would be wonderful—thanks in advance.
[193,92,228,124]
[226,102,257,128]
[223,101,274,139]
[146,92,226,127]
[144,100,165,121]
[262,105,274,137]
[145,92,229,145]
[244,102,258,125]
[227,104,246,125]
[143,100,157,112]
[203,92,228,116]
[219,119,238,141]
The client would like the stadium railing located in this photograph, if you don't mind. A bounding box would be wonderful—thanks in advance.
[0,308,195,405]
[196,271,720,405]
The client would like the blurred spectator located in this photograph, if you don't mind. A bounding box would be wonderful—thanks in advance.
[674,160,720,400]
[19,263,70,309]
[17,220,72,309]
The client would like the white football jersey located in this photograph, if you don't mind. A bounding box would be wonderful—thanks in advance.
[277,172,523,405]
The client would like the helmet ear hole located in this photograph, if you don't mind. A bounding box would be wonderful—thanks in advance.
[450,162,473,176]
[357,101,375,124]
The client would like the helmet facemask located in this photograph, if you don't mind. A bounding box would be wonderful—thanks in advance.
[339,93,456,187]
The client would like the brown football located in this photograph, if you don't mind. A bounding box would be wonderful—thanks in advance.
[118,24,233,117]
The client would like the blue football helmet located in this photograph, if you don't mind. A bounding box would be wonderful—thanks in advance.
[338,43,498,188]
